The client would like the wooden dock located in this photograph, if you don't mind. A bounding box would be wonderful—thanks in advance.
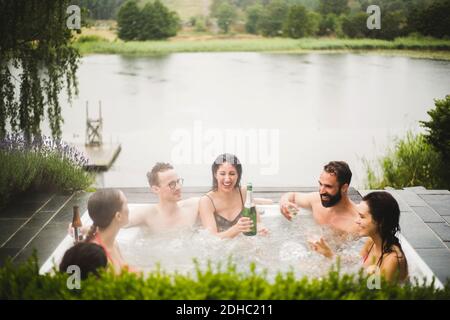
[75,143,122,171]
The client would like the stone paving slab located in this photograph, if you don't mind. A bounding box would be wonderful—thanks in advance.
[396,190,428,207]
[419,194,450,216]
[38,194,72,213]
[414,249,450,284]
[13,222,70,267]
[3,225,42,250]
[414,190,450,195]
[400,212,446,249]
[0,218,27,246]
[0,201,48,219]
[427,223,450,242]
[411,206,446,223]
[51,192,90,223]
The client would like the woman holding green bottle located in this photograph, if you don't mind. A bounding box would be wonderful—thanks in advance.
[199,153,270,239]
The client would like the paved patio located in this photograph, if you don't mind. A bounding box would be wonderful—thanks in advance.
[1,186,449,284]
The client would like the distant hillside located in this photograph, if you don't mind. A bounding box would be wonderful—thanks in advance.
[137,0,211,21]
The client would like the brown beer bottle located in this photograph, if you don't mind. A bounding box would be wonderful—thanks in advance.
[72,206,83,243]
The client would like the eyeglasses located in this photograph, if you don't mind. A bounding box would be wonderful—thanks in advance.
[167,178,184,190]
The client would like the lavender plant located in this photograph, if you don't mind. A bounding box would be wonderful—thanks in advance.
[0,134,93,210]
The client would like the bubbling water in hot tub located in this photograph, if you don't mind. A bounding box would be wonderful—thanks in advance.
[117,205,365,280]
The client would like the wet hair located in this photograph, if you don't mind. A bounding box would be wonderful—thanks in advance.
[323,161,352,186]
[146,162,174,187]
[363,191,408,274]
[59,242,108,280]
[211,153,242,191]
[85,189,124,242]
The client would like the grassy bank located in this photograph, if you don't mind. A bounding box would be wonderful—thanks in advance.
[74,36,450,59]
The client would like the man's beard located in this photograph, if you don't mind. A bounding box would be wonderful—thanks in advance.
[320,190,342,208]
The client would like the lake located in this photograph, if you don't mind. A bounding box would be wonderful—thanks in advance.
[49,52,450,188]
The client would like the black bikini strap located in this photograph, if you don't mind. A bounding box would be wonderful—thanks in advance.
[238,186,244,207]
[367,242,375,255]
[204,194,217,212]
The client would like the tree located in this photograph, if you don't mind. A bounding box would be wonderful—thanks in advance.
[318,13,340,36]
[259,0,290,37]
[150,0,180,39]
[0,0,80,141]
[215,2,237,33]
[421,95,450,163]
[368,10,407,40]
[117,0,141,40]
[319,0,349,15]
[245,4,264,34]
[118,0,180,41]
[341,12,367,38]
[418,0,450,38]
[284,5,317,38]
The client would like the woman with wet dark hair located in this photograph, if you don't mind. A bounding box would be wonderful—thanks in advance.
[199,153,270,239]
[59,242,108,280]
[310,191,408,283]
[84,188,136,273]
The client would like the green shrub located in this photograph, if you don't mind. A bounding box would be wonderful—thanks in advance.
[421,95,450,163]
[117,0,180,41]
[0,134,94,210]
[1,255,449,300]
[364,132,447,190]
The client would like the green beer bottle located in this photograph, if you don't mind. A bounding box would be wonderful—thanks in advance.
[242,183,257,236]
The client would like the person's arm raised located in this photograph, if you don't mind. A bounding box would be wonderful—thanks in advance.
[124,205,153,228]
[279,192,314,221]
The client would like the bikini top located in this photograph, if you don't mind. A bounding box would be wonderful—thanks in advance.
[92,233,136,272]
[93,233,119,266]
[362,242,374,264]
[362,242,408,282]
[204,188,245,232]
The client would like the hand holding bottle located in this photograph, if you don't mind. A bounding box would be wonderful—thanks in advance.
[234,217,253,234]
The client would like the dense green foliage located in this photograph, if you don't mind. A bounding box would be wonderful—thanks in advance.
[0,135,93,210]
[258,0,290,37]
[0,0,80,142]
[365,132,446,190]
[219,0,450,40]
[117,0,180,40]
[215,2,238,33]
[1,255,449,299]
[318,0,349,15]
[421,95,450,163]
[284,5,319,38]
[366,96,450,190]
[117,0,141,40]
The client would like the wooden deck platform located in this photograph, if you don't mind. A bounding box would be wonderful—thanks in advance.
[76,143,122,171]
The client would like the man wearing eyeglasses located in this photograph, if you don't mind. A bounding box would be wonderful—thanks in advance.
[125,162,199,232]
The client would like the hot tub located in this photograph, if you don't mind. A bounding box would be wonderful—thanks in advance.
[40,204,443,288]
